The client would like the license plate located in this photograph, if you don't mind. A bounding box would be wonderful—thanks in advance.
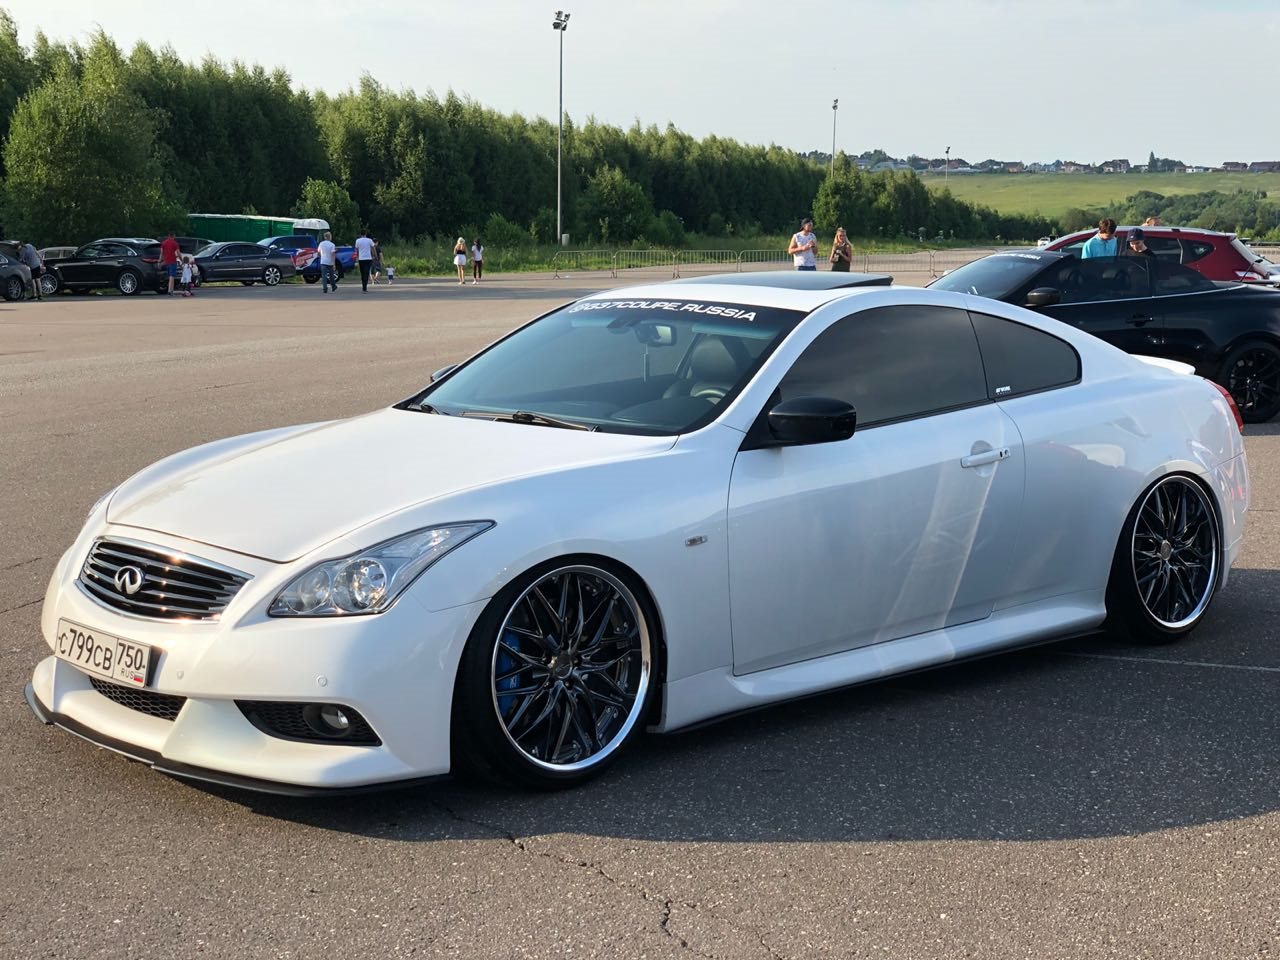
[54,619,153,688]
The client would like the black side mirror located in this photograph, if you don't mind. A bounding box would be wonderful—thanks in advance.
[1025,287,1062,308]
[430,364,457,383]
[765,396,857,446]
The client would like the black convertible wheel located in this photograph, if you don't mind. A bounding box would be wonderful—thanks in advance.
[1221,339,1280,423]
[454,560,654,787]
[1107,475,1220,644]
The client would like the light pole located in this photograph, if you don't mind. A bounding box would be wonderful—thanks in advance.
[830,99,838,177]
[552,10,571,246]
[945,145,951,187]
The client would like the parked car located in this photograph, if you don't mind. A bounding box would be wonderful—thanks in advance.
[25,273,1247,794]
[930,248,1280,421]
[43,238,166,296]
[1046,226,1280,284]
[175,237,213,256]
[38,246,78,261]
[0,250,33,301]
[194,242,297,286]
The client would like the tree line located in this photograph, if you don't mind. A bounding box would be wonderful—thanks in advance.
[1061,189,1280,241]
[0,11,1053,248]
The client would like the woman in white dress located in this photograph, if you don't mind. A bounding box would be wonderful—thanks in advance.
[453,237,468,284]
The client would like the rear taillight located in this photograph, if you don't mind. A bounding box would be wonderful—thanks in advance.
[1208,380,1244,433]
[141,257,159,264]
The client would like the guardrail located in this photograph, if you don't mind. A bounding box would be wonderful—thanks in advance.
[551,247,1010,281]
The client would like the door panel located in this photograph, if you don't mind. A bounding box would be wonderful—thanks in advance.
[1039,257,1160,355]
[728,406,1024,674]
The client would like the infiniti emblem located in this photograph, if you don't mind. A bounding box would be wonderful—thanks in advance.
[113,565,145,596]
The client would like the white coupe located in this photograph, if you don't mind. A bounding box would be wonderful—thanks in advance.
[25,273,1249,793]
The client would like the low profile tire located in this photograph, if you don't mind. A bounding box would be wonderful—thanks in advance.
[452,557,656,788]
[1105,474,1221,645]
[262,266,282,286]
[40,273,60,296]
[3,275,24,301]
[1220,339,1280,423]
[116,270,141,295]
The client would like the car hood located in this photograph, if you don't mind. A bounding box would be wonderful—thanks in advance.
[107,408,676,562]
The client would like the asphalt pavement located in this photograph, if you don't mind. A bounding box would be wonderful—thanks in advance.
[1,275,1277,959]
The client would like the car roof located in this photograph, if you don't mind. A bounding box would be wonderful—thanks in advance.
[1056,225,1234,241]
[580,278,925,312]
[96,237,158,245]
[672,271,893,290]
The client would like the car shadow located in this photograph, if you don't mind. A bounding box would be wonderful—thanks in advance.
[214,567,1280,845]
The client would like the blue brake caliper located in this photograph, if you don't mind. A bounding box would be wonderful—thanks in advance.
[495,629,523,717]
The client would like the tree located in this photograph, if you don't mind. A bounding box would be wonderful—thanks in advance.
[295,178,360,241]
[2,62,180,244]
[0,9,32,182]
[578,165,652,243]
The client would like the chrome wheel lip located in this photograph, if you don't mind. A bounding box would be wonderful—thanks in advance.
[489,564,651,774]
[1130,476,1219,630]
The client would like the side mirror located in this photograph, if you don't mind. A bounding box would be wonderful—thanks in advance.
[430,364,457,383]
[766,396,857,446]
[1025,287,1062,308]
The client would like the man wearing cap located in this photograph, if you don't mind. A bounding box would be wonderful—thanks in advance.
[788,218,819,271]
[1125,228,1156,258]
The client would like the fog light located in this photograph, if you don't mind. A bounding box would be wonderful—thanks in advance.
[303,703,352,738]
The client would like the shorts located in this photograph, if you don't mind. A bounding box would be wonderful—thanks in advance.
[165,263,178,278]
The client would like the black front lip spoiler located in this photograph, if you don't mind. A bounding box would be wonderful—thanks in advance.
[23,683,446,798]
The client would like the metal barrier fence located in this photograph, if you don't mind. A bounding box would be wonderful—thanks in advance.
[551,248,997,282]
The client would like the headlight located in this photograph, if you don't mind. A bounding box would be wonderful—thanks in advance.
[268,522,493,617]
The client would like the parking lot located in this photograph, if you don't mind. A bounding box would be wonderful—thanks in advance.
[1,277,1277,959]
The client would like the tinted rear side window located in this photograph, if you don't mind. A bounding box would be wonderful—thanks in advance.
[969,311,1080,399]
[1183,239,1214,263]
[1152,261,1216,295]
[778,305,988,426]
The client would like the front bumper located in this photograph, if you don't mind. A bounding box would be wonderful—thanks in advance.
[28,528,488,794]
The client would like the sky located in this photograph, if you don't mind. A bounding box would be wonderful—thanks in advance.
[5,0,1277,167]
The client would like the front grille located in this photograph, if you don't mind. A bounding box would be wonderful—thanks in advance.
[89,676,187,721]
[237,701,381,746]
[79,538,250,621]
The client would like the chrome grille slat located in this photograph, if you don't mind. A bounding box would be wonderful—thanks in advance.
[78,538,250,621]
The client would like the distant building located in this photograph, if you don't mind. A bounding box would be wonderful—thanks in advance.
[1249,161,1280,173]
[1222,161,1248,172]
[1100,159,1131,173]
[1060,161,1090,173]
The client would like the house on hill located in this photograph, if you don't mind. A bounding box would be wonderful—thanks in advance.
[1100,159,1131,173]
[1249,161,1280,173]
[1222,161,1248,172]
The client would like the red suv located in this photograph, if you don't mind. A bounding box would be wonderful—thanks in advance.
[1046,226,1279,284]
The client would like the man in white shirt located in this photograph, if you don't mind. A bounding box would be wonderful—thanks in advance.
[353,230,376,293]
[788,218,818,270]
[317,232,338,293]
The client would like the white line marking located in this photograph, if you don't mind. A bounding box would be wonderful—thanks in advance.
[1059,652,1280,674]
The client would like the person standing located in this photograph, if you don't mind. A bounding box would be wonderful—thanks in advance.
[1080,219,1119,259]
[1124,227,1156,258]
[829,227,852,272]
[470,238,484,284]
[179,255,195,296]
[788,218,819,271]
[18,241,43,300]
[316,231,338,293]
[453,237,468,284]
[370,237,383,284]
[353,229,375,293]
[160,231,181,294]
[1143,216,1164,227]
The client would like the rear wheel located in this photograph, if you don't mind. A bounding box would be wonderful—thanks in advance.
[304,273,318,284]
[262,265,282,286]
[1220,339,1280,423]
[452,558,655,788]
[40,272,60,296]
[3,275,24,301]
[116,270,141,295]
[1105,474,1220,644]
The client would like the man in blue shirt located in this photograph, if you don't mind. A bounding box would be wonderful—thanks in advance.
[1080,219,1119,258]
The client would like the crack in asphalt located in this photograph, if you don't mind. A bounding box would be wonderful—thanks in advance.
[428,800,785,958]
[1,557,41,571]
[0,598,41,615]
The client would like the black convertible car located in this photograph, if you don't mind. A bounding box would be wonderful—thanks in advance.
[194,242,296,286]
[931,250,1280,421]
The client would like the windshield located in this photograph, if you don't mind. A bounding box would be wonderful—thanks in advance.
[194,244,223,259]
[1231,238,1276,272]
[930,253,1050,299]
[416,297,805,435]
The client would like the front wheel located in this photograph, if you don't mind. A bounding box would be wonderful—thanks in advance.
[262,265,282,286]
[452,559,656,788]
[116,270,141,295]
[1220,339,1280,423]
[1105,474,1220,644]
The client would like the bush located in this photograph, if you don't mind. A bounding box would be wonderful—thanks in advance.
[483,211,527,248]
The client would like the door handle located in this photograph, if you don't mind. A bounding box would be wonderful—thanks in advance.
[1125,314,1152,326]
[960,447,1010,469]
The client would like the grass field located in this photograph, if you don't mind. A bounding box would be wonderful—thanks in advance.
[922,172,1280,219]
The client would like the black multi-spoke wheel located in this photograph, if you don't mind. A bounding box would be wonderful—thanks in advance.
[1221,339,1280,423]
[454,559,654,787]
[1107,475,1220,644]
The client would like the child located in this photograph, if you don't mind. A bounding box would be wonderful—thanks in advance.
[385,264,395,284]
[180,256,196,297]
